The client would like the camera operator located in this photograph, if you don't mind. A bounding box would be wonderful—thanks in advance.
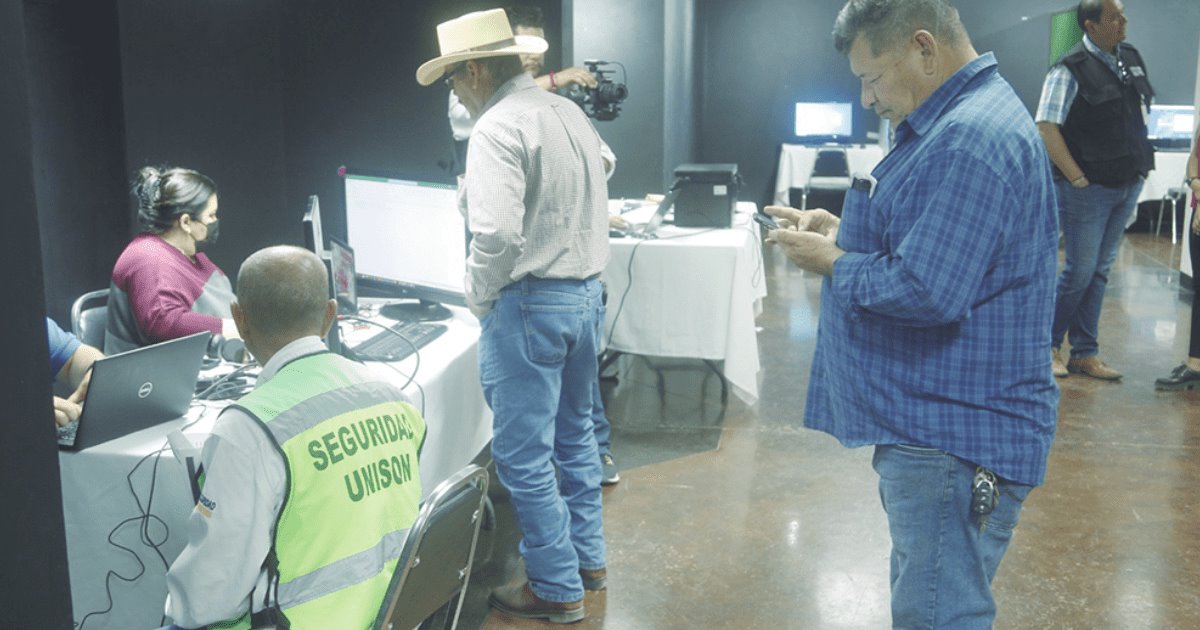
[510,6,597,93]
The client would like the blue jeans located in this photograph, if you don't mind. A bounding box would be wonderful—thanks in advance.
[1052,178,1143,358]
[480,277,606,602]
[873,445,1033,630]
[591,375,612,456]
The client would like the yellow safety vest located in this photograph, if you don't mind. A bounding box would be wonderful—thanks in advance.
[212,351,425,629]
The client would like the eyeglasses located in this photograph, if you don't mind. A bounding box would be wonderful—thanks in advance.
[443,63,465,89]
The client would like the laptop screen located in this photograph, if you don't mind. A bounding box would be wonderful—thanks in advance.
[58,331,210,450]
[329,236,357,315]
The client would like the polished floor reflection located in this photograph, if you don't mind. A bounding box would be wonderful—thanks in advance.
[465,231,1200,629]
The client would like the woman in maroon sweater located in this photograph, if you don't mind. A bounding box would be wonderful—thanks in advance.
[1156,130,1200,390]
[104,166,235,354]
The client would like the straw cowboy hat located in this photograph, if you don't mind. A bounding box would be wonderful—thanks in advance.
[416,8,548,86]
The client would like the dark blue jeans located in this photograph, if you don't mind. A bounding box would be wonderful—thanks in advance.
[873,445,1033,629]
[1051,178,1144,358]
[480,277,606,602]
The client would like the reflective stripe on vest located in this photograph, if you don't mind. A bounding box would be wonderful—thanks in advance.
[276,527,409,610]
[233,352,424,629]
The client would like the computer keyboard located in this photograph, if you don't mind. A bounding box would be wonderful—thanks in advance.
[351,320,448,362]
[57,420,79,447]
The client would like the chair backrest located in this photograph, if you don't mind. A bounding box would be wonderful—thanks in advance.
[803,187,849,218]
[811,148,849,178]
[374,464,489,630]
[71,289,109,348]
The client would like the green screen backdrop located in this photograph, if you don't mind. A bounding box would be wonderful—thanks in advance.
[1049,8,1084,65]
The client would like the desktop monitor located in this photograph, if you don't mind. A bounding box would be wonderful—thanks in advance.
[343,170,467,321]
[1146,105,1196,150]
[302,194,326,260]
[795,102,853,141]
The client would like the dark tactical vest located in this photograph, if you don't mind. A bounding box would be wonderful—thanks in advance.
[1057,41,1154,186]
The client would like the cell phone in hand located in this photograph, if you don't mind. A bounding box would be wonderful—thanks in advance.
[753,212,781,230]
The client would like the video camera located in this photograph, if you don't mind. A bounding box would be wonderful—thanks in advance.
[565,60,628,121]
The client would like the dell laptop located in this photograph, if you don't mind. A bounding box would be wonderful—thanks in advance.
[58,330,211,450]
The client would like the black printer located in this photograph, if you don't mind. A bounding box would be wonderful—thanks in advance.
[671,163,740,228]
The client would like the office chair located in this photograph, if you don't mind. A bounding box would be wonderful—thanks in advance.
[1156,187,1187,244]
[811,147,850,179]
[70,288,109,348]
[374,464,489,630]
[805,147,851,216]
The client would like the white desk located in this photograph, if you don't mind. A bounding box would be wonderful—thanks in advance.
[774,144,887,205]
[603,202,767,403]
[60,306,491,630]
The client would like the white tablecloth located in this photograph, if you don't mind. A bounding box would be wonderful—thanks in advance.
[603,202,767,403]
[60,306,491,630]
[774,144,887,205]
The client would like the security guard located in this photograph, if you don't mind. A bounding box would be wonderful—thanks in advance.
[164,246,425,629]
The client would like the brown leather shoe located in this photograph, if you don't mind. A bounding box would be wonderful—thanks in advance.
[580,566,607,591]
[1067,356,1122,381]
[1051,349,1068,378]
[489,582,585,624]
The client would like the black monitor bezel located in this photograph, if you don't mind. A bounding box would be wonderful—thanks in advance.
[302,194,324,259]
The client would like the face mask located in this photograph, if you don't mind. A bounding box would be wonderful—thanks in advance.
[195,218,219,249]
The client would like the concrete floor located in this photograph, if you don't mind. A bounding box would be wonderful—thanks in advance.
[461,229,1200,629]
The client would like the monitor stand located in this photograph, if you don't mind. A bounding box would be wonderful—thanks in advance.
[379,299,452,322]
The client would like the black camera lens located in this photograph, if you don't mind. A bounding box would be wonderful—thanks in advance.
[597,82,628,104]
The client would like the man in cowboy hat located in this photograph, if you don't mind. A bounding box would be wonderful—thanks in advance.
[444,5,625,489]
[418,8,610,624]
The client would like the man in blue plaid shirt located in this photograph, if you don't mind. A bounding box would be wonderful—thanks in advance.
[766,0,1059,627]
[1036,0,1154,381]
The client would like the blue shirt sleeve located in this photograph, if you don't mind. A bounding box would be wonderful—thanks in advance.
[47,317,82,382]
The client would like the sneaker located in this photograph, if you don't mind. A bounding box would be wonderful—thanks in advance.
[1067,356,1122,381]
[600,453,620,486]
[488,582,585,624]
[1155,363,1200,391]
[580,566,607,591]
[1051,349,1068,378]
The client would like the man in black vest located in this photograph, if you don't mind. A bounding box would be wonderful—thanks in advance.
[1036,0,1153,381]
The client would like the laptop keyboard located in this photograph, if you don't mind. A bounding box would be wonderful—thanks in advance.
[351,321,447,362]
[57,421,79,447]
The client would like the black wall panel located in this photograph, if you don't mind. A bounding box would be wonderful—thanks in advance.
[696,0,868,207]
[1,0,73,624]
[26,0,128,324]
[117,0,288,287]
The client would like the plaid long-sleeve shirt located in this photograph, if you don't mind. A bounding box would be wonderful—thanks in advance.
[804,54,1060,486]
[459,73,610,316]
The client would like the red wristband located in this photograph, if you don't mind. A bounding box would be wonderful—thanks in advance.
[550,71,556,89]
